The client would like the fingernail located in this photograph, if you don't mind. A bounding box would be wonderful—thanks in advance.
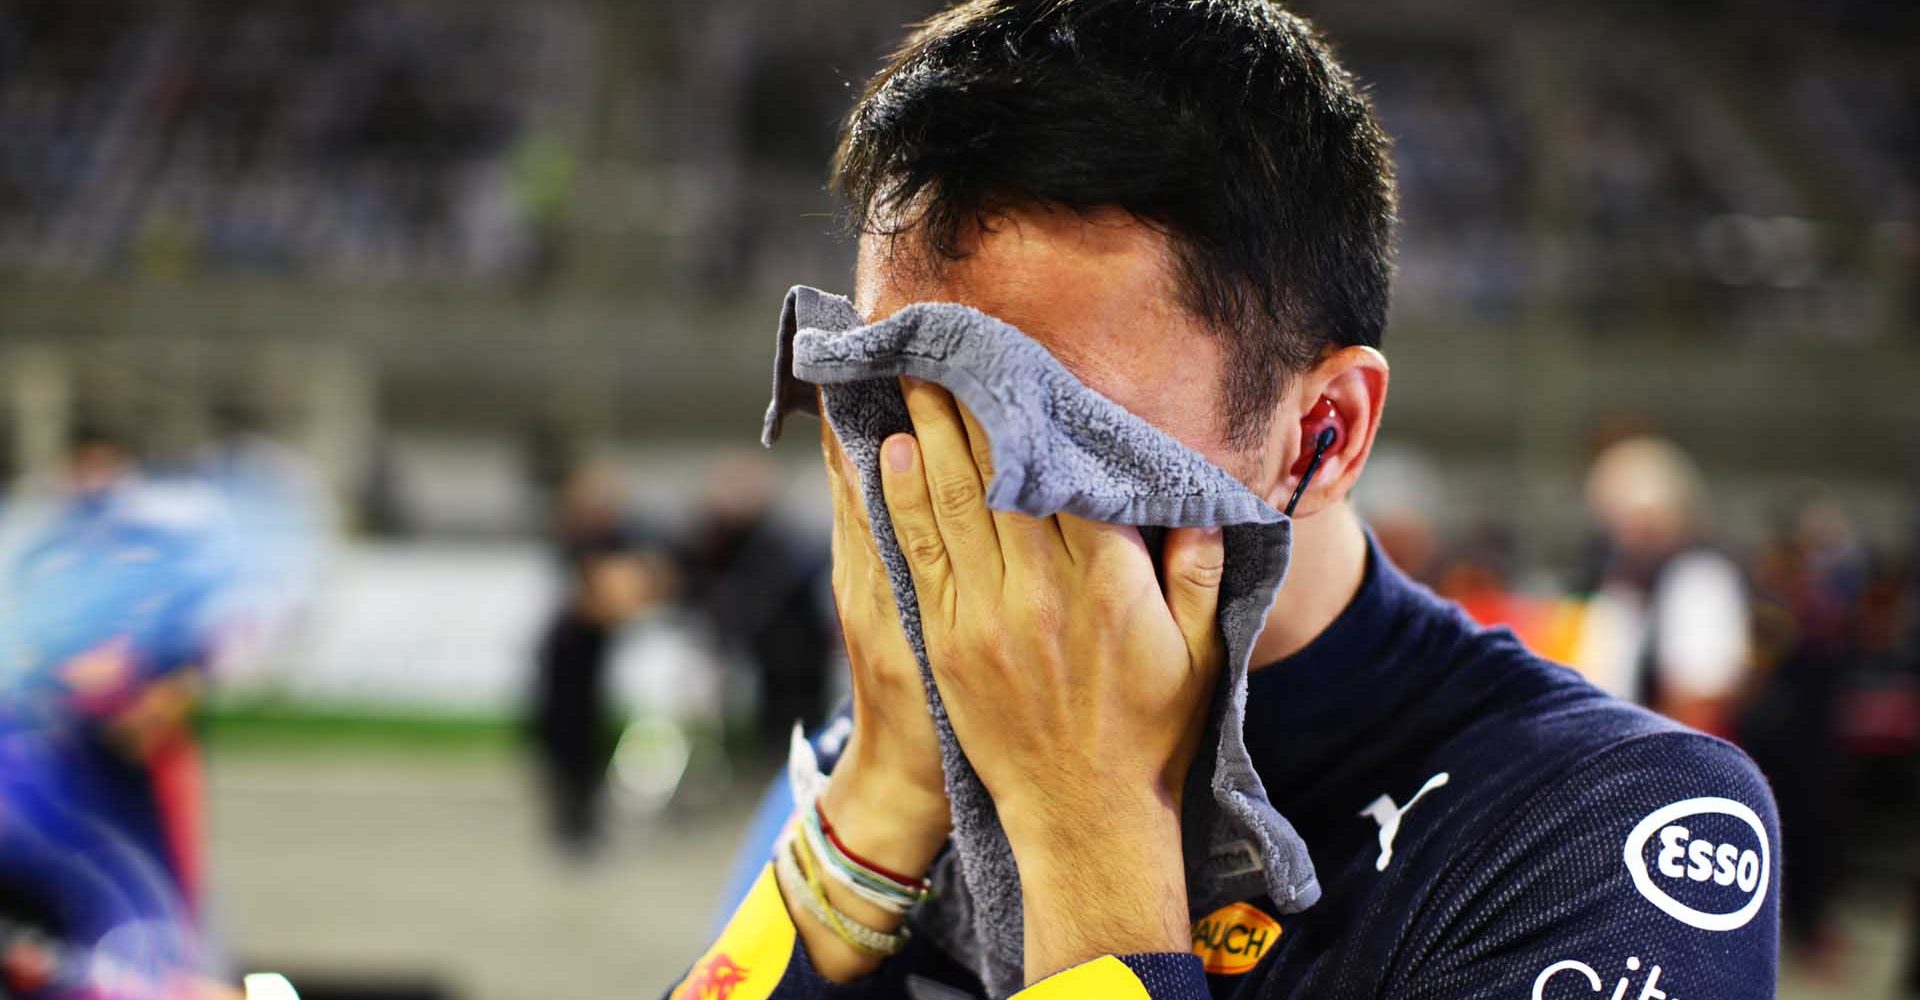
[1200,526,1223,539]
[885,435,915,473]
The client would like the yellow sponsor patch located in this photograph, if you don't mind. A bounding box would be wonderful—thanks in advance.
[670,865,793,1000]
[1191,901,1282,975]
[1016,955,1154,999]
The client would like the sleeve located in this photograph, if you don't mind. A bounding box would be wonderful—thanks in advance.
[708,777,796,932]
[664,864,831,1000]
[1387,732,1780,1000]
[667,862,1001,1000]
[1011,954,1209,1000]
[674,708,972,1000]
[708,711,848,930]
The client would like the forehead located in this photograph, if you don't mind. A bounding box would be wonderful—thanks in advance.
[853,206,1228,453]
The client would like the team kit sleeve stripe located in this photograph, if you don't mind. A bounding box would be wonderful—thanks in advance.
[1012,954,1209,1000]
[667,865,805,1000]
[666,865,1213,1000]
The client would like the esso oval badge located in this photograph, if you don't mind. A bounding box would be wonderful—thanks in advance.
[1623,797,1770,931]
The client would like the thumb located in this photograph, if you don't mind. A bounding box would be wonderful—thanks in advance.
[1164,526,1226,669]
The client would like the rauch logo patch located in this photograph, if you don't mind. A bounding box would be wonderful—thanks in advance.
[1191,902,1281,975]
[1622,796,1770,932]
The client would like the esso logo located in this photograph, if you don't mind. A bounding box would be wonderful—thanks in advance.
[1654,825,1762,893]
[1623,797,1770,931]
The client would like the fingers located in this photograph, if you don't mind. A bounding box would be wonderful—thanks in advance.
[955,403,996,482]
[878,433,957,626]
[825,429,858,591]
[900,378,1003,581]
[823,422,851,507]
[823,423,897,621]
[1163,526,1227,671]
[822,425,873,536]
[823,427,863,579]
[957,393,1065,555]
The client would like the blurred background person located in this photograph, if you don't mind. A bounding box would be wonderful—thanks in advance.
[1574,435,1754,737]
[1743,493,1876,972]
[0,428,219,926]
[0,422,319,999]
[528,460,666,859]
[674,452,833,762]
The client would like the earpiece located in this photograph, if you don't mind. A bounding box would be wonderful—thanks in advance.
[1284,398,1339,518]
[1290,397,1339,476]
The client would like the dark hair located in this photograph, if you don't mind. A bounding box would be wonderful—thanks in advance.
[833,0,1396,446]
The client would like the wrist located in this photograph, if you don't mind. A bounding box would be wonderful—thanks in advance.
[820,759,951,880]
[1002,781,1186,914]
[998,777,1178,861]
[1004,787,1189,980]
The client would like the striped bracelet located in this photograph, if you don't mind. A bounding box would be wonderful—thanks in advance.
[800,803,932,914]
[774,829,910,957]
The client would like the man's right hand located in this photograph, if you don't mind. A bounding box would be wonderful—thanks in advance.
[793,422,952,981]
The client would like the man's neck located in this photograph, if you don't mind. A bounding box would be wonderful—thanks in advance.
[1248,501,1370,669]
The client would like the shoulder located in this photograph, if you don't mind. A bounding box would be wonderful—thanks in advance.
[1390,647,1779,997]
[1427,636,1777,901]
[1367,573,1764,821]
[1444,690,1777,919]
[1409,621,1683,780]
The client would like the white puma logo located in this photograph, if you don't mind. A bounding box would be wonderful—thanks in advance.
[1358,772,1450,872]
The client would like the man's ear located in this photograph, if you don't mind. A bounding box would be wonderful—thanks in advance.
[1263,346,1389,517]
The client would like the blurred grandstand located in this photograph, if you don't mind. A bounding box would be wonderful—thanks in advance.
[0,0,1913,550]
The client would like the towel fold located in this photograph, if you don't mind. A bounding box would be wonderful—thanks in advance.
[763,285,1319,997]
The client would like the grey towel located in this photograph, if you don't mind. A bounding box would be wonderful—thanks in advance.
[763,285,1319,997]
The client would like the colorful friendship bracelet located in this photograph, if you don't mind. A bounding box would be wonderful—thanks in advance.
[785,722,933,915]
[815,802,932,891]
[773,829,910,957]
[800,803,932,914]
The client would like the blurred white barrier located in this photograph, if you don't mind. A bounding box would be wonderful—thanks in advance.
[235,542,722,720]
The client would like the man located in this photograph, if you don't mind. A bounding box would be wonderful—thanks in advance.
[0,430,228,997]
[1575,436,1754,738]
[530,461,659,855]
[671,2,1779,998]
[676,452,834,757]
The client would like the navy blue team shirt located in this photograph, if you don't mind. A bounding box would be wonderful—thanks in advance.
[743,536,1780,999]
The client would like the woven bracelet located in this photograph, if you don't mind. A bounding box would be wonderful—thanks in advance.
[773,831,910,958]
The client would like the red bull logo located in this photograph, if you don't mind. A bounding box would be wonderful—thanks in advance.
[678,952,748,1000]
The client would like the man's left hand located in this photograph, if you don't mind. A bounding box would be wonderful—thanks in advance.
[875,377,1225,982]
